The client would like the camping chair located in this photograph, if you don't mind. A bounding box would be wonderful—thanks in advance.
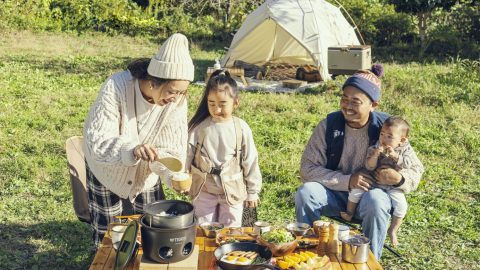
[65,136,91,223]
[325,215,402,258]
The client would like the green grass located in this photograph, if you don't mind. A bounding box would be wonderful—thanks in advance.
[0,30,479,270]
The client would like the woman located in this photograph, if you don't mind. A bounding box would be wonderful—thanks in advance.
[83,33,195,247]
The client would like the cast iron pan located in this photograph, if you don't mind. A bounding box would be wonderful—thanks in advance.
[214,242,280,270]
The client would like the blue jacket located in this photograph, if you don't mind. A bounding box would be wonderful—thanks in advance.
[325,111,389,170]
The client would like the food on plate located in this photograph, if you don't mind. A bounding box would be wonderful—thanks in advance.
[220,251,258,265]
[200,222,224,238]
[298,238,319,248]
[207,224,224,230]
[261,228,295,244]
[275,251,330,270]
[294,256,331,270]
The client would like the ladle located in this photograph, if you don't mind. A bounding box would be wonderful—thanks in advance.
[151,156,183,172]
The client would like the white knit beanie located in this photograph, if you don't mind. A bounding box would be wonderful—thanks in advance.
[148,33,195,81]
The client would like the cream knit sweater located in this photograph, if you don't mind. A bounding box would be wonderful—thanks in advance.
[83,70,188,199]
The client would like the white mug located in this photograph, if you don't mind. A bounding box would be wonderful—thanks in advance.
[110,224,128,245]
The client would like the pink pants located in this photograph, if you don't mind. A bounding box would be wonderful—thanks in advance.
[193,190,243,227]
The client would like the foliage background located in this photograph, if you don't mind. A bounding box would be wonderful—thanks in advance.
[0,0,479,269]
[0,0,478,57]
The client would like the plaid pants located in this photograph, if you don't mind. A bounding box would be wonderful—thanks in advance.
[86,163,165,248]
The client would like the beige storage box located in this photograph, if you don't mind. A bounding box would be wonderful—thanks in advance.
[328,45,371,75]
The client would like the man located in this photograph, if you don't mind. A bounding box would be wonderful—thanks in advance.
[295,65,424,259]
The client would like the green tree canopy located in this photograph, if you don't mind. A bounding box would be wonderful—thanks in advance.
[388,0,458,53]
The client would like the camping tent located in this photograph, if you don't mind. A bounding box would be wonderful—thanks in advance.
[221,0,360,81]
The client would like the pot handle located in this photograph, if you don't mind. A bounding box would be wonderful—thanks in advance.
[148,215,152,227]
[352,245,358,255]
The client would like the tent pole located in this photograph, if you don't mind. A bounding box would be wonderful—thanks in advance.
[331,0,366,45]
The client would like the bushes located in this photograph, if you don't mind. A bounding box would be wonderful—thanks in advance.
[374,13,416,46]
[0,0,477,59]
[0,0,159,36]
[424,2,480,58]
[50,0,160,36]
[0,0,62,32]
[0,0,260,40]
[337,0,389,44]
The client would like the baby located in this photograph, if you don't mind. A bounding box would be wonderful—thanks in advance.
[341,116,416,246]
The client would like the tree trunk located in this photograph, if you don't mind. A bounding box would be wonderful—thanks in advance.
[224,0,231,30]
[417,11,430,57]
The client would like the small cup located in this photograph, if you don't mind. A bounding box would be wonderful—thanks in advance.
[338,225,350,240]
[171,172,192,191]
[109,223,128,250]
[253,221,271,236]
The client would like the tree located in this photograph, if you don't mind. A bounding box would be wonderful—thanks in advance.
[388,0,457,53]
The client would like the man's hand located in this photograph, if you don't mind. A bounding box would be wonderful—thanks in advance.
[134,144,158,162]
[349,172,374,192]
[245,200,258,208]
[374,166,402,186]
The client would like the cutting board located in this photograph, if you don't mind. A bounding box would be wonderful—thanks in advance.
[139,246,199,270]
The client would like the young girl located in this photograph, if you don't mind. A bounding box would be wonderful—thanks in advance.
[341,116,420,246]
[185,69,262,227]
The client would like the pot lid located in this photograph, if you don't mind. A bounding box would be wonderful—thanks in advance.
[114,220,139,270]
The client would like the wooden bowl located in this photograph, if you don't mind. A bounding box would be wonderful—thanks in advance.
[256,236,298,257]
[200,222,224,238]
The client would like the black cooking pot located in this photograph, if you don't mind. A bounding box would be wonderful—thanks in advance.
[140,215,197,264]
[144,200,194,228]
[214,242,280,270]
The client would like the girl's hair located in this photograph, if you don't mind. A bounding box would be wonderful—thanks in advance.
[127,58,171,87]
[188,69,239,132]
[384,116,410,137]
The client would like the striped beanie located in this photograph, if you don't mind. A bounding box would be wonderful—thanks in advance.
[342,64,384,102]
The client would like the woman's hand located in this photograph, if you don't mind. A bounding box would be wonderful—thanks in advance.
[245,200,258,208]
[349,171,374,192]
[133,144,158,162]
[374,165,402,186]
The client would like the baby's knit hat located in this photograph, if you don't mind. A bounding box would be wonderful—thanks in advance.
[148,33,194,81]
[342,63,384,102]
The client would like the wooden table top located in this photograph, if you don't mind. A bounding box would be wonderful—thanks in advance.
[90,225,383,270]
